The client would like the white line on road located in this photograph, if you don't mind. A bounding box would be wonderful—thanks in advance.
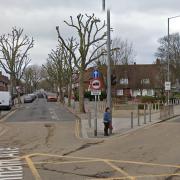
[0,147,23,180]
[49,108,59,121]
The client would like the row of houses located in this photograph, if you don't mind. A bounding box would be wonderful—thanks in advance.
[72,59,177,98]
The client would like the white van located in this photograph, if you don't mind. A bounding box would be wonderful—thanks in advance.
[0,91,12,110]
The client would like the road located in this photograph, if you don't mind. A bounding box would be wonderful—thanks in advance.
[0,98,180,179]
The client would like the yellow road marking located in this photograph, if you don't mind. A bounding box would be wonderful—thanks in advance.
[29,159,101,165]
[0,109,17,122]
[75,119,78,138]
[28,153,180,169]
[22,153,180,180]
[104,160,135,180]
[25,156,41,180]
[75,119,81,138]
[89,173,180,179]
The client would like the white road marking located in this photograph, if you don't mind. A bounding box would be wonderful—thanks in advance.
[49,108,59,121]
[0,147,23,179]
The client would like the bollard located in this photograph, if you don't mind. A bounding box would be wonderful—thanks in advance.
[88,110,91,128]
[149,104,151,122]
[144,104,146,124]
[131,112,133,128]
[137,107,140,126]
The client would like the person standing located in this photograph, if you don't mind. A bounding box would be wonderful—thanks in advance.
[103,107,111,136]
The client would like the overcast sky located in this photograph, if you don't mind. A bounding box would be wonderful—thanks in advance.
[0,0,180,66]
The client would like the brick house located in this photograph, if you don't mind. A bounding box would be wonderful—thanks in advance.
[72,60,169,98]
[112,61,162,97]
[0,71,9,91]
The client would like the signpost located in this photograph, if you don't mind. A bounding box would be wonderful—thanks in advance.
[165,81,171,91]
[90,70,102,136]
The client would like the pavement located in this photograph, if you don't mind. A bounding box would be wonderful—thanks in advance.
[64,100,180,139]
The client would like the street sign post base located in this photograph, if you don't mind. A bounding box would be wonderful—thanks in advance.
[94,130,97,136]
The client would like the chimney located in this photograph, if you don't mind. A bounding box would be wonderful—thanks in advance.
[156,58,160,64]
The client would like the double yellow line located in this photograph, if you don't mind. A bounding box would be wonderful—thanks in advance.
[75,118,80,138]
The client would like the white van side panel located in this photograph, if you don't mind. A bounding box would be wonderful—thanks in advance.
[0,91,12,108]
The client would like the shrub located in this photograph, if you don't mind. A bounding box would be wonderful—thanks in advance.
[140,96,156,103]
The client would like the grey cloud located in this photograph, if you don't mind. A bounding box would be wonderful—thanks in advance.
[0,0,180,66]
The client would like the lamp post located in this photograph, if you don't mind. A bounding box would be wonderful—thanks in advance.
[102,0,112,133]
[167,15,180,104]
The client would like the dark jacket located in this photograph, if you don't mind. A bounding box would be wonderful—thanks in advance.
[103,112,111,123]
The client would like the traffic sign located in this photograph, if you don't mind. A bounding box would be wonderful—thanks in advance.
[91,79,101,90]
[91,90,101,96]
[165,81,171,91]
[93,70,100,79]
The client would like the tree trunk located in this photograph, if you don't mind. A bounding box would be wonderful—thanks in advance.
[68,77,72,107]
[79,69,85,113]
[10,75,14,99]
[17,90,21,104]
[16,81,21,105]
[58,83,63,103]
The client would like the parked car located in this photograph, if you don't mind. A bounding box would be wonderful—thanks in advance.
[0,91,12,110]
[24,95,33,103]
[37,92,44,98]
[29,93,37,101]
[47,93,58,102]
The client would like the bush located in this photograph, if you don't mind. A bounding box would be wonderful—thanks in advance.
[138,104,146,109]
[140,96,156,103]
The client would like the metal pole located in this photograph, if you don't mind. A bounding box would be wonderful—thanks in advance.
[149,104,152,122]
[102,0,105,11]
[102,0,112,133]
[131,112,133,128]
[107,9,112,121]
[88,110,91,128]
[94,95,97,136]
[144,104,146,124]
[137,107,140,126]
[167,18,170,105]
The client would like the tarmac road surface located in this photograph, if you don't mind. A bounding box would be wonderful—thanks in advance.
[0,99,180,179]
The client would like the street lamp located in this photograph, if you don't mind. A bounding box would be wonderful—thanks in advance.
[167,15,180,104]
[102,0,112,133]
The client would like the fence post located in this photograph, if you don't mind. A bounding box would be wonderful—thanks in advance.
[149,104,152,122]
[137,106,140,126]
[144,104,146,124]
[131,112,133,128]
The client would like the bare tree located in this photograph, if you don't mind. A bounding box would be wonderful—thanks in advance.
[155,33,180,83]
[30,65,43,91]
[0,27,34,103]
[111,38,136,65]
[42,61,57,92]
[94,38,135,68]
[43,45,65,102]
[23,67,33,94]
[63,38,77,107]
[56,13,106,113]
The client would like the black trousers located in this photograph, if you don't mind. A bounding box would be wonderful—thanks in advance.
[104,122,109,136]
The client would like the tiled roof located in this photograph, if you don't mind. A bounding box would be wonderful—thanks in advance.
[74,63,162,90]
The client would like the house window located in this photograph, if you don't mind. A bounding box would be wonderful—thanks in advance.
[120,78,128,85]
[141,78,150,84]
